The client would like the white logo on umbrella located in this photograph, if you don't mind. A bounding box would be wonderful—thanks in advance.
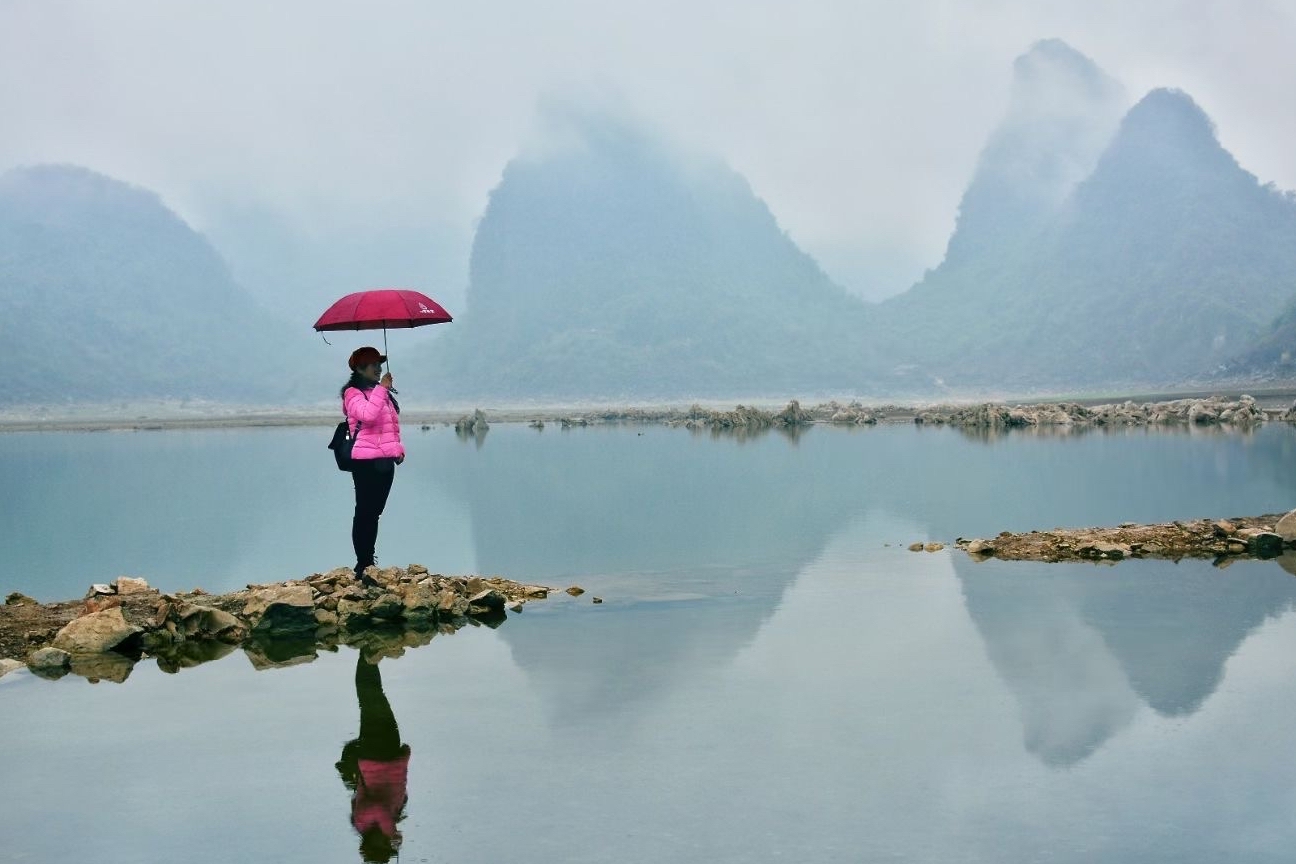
[418,303,436,314]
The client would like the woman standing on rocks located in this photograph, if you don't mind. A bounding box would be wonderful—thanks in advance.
[343,347,405,583]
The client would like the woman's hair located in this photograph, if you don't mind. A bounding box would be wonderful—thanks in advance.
[340,372,371,399]
[340,372,400,414]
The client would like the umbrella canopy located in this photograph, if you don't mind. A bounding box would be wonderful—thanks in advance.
[313,288,452,331]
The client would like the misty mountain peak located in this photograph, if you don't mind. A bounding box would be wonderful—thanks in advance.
[1082,88,1245,195]
[0,164,167,229]
[1109,88,1223,158]
[942,41,1127,264]
[1011,39,1120,105]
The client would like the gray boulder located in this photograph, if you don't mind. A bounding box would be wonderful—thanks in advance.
[52,607,142,654]
[28,647,71,672]
[1274,510,1296,543]
[243,584,315,634]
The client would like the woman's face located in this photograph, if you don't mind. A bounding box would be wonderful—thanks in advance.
[359,362,383,383]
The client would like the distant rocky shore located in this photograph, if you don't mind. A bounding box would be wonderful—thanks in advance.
[949,511,1296,566]
[4,393,1295,435]
[555,394,1287,433]
[0,567,570,684]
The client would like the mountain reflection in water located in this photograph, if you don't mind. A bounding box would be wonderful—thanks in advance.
[433,424,1296,764]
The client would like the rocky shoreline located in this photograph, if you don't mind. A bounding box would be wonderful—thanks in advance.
[564,394,1289,433]
[950,511,1296,566]
[0,566,563,683]
[4,393,1295,435]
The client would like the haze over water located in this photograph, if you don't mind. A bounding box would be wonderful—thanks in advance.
[3,424,1296,861]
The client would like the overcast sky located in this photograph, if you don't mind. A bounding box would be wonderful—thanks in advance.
[1,0,1293,299]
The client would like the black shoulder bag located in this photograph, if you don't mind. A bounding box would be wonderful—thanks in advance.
[328,418,360,472]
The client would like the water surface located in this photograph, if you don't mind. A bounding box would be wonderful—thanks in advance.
[2,423,1295,862]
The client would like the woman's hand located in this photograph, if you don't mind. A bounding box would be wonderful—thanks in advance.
[380,372,394,389]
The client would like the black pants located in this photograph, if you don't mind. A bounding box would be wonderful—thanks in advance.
[352,459,395,572]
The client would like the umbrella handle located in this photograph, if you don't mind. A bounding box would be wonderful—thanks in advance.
[383,326,398,393]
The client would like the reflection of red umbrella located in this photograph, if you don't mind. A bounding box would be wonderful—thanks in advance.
[313,288,452,372]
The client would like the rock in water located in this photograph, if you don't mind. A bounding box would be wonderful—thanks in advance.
[243,584,316,635]
[52,607,142,654]
[468,589,506,612]
[27,647,71,671]
[1275,510,1296,543]
[0,658,25,678]
[370,594,404,620]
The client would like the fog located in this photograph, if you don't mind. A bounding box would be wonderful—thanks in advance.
[2,0,1293,306]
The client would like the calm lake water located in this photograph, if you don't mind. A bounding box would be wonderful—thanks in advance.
[3,422,1296,862]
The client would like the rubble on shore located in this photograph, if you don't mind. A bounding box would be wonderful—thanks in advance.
[490,394,1293,435]
[0,567,552,683]
[951,510,1296,566]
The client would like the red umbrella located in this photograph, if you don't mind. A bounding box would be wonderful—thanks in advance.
[313,288,452,373]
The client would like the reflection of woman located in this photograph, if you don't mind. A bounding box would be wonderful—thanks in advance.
[336,654,411,862]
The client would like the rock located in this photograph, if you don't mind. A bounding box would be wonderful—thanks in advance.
[336,598,371,624]
[112,576,153,595]
[1275,510,1296,543]
[773,400,813,426]
[592,597,604,604]
[408,564,429,576]
[907,543,924,552]
[466,576,486,595]
[523,586,549,599]
[507,601,525,613]
[436,591,469,617]
[965,540,994,555]
[89,583,114,596]
[174,603,244,640]
[371,594,404,620]
[1080,542,1130,560]
[1212,520,1237,537]
[565,585,586,597]
[400,582,437,615]
[468,590,506,612]
[314,609,339,626]
[1244,531,1285,558]
[924,543,945,552]
[28,647,71,671]
[4,592,37,606]
[243,584,316,634]
[52,607,142,654]
[454,409,490,435]
[0,658,25,678]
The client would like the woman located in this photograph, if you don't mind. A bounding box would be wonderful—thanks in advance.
[342,346,405,582]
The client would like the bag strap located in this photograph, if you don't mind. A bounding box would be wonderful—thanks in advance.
[342,389,363,435]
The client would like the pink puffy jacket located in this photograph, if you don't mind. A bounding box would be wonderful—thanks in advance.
[344,385,405,461]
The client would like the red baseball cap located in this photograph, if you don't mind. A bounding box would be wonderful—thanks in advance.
[348,346,387,370]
